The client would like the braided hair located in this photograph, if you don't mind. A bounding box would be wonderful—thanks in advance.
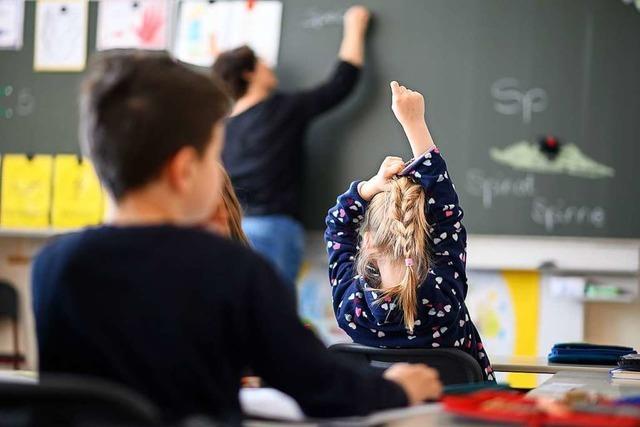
[355,176,430,332]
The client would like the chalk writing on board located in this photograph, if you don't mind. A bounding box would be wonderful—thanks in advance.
[621,0,640,12]
[16,88,35,117]
[1,84,12,119]
[466,169,536,209]
[491,78,547,124]
[490,141,615,179]
[0,85,35,119]
[301,10,343,29]
[531,198,606,231]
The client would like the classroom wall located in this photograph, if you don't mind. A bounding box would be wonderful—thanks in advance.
[585,301,640,351]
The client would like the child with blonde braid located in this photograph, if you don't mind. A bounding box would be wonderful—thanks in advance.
[325,81,494,381]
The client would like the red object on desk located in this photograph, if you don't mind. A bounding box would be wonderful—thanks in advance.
[442,391,640,426]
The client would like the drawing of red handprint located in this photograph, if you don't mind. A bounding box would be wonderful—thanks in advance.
[135,5,164,46]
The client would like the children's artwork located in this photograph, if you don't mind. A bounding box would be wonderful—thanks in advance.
[174,0,212,66]
[0,154,54,228]
[174,0,282,67]
[96,0,170,51]
[465,270,541,388]
[51,155,104,229]
[0,0,24,50]
[297,234,350,345]
[465,271,516,358]
[34,0,88,72]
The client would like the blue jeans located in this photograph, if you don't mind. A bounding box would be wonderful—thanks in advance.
[242,215,305,288]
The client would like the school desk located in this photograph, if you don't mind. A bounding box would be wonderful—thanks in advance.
[244,368,640,426]
[491,355,616,374]
[4,369,640,426]
[528,370,640,400]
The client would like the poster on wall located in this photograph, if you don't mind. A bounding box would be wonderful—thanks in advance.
[96,0,170,51]
[174,0,282,67]
[51,155,104,229]
[0,0,25,50]
[0,154,54,228]
[34,0,88,72]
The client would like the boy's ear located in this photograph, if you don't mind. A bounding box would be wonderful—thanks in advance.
[166,146,199,193]
[242,70,255,84]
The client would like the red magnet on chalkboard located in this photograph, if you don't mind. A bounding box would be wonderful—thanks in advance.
[246,0,256,10]
[539,135,561,160]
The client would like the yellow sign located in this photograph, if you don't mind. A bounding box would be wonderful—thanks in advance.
[51,155,103,228]
[0,154,54,228]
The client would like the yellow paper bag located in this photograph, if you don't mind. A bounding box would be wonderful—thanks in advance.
[0,154,54,228]
[51,155,103,228]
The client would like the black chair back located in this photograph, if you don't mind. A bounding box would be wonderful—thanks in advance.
[0,280,18,320]
[329,343,484,385]
[0,374,162,426]
[0,280,23,369]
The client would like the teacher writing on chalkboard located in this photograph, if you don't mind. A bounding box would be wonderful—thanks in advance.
[212,5,370,286]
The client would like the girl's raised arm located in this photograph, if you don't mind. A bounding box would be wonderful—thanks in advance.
[390,81,468,298]
[390,81,435,158]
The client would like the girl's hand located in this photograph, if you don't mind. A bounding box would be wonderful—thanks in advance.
[358,156,405,201]
[390,81,426,128]
[390,81,435,157]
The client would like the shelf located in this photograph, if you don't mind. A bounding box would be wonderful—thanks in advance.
[0,228,79,238]
[466,234,640,274]
[582,296,638,303]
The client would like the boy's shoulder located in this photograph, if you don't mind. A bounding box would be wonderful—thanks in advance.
[35,225,260,276]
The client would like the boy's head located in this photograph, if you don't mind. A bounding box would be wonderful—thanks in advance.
[212,46,278,100]
[80,50,231,224]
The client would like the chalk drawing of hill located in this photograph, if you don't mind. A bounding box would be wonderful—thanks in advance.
[490,141,615,179]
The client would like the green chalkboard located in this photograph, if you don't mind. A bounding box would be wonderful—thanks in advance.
[1,0,639,238]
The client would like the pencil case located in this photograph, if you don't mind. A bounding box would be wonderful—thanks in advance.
[548,343,637,365]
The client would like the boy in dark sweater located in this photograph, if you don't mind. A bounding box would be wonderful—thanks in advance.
[32,51,442,423]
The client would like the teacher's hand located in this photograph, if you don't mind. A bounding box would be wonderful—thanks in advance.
[344,5,371,38]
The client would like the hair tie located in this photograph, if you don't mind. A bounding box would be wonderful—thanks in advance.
[405,258,414,267]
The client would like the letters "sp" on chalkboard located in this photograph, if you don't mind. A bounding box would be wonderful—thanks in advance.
[491,78,548,124]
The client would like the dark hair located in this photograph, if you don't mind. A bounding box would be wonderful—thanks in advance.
[79,50,231,200]
[211,46,257,100]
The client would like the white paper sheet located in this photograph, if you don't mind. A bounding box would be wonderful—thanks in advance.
[34,0,87,71]
[174,0,282,67]
[240,387,442,425]
[0,370,38,384]
[0,0,24,49]
[96,0,170,51]
[548,276,586,299]
[240,387,305,421]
